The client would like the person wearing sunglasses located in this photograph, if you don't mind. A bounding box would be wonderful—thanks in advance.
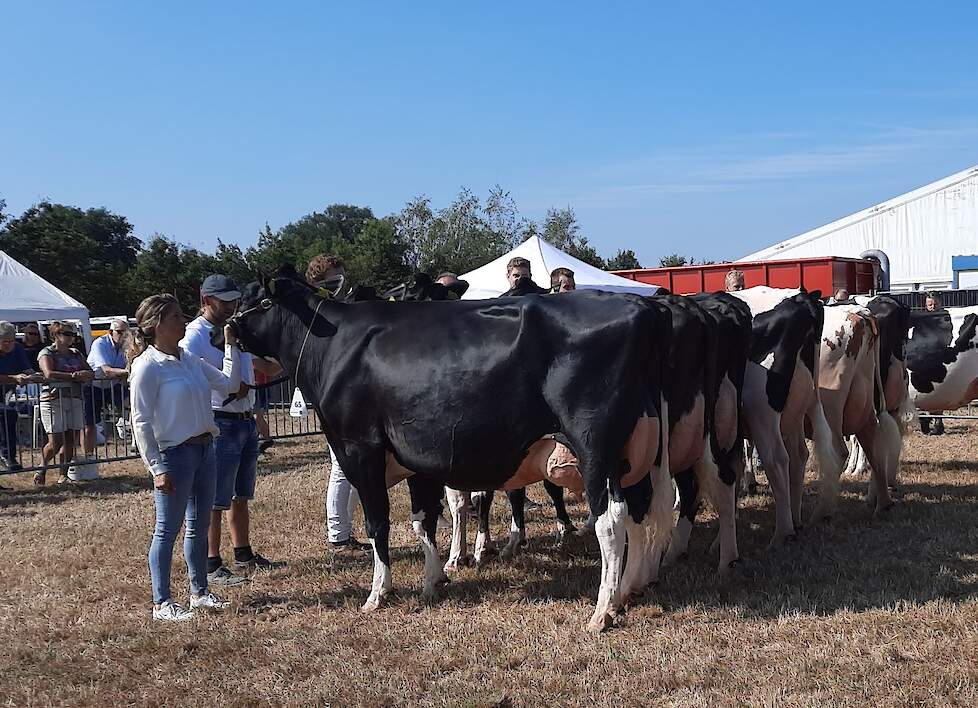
[0,321,44,474]
[36,321,95,485]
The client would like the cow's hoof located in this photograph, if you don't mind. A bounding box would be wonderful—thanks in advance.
[585,612,614,633]
[436,574,451,588]
[575,525,594,538]
[443,560,460,573]
[747,482,759,495]
[874,501,895,517]
[361,596,385,613]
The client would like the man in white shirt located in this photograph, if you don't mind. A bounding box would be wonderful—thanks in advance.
[180,274,275,586]
[81,319,130,473]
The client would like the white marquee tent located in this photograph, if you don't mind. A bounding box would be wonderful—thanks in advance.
[459,236,660,299]
[0,250,93,346]
[738,165,978,292]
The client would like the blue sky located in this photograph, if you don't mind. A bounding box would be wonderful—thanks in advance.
[3,2,976,266]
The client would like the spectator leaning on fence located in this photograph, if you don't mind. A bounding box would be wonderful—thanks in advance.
[129,293,242,622]
[0,321,43,475]
[36,321,94,486]
[21,324,45,371]
[80,318,131,474]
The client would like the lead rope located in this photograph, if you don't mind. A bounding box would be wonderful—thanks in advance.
[294,297,327,380]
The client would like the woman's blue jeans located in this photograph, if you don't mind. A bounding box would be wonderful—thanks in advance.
[148,440,216,604]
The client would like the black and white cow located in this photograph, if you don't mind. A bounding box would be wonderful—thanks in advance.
[728,287,841,538]
[906,305,978,412]
[664,292,751,564]
[231,268,673,631]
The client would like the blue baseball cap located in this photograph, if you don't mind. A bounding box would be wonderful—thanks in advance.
[200,274,242,301]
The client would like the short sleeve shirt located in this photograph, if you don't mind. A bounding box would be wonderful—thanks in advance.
[38,345,88,399]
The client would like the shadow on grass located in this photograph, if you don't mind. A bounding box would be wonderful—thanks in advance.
[273,476,978,621]
[0,473,150,511]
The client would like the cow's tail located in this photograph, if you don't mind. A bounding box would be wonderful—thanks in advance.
[810,399,843,486]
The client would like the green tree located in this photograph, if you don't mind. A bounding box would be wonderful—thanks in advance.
[339,218,411,290]
[541,207,605,268]
[606,249,642,270]
[659,253,689,267]
[396,189,513,276]
[0,201,141,315]
[125,235,227,315]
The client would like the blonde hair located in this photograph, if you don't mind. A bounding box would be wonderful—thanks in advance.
[130,294,181,364]
[724,270,745,291]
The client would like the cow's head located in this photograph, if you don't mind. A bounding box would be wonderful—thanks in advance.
[382,273,470,302]
[229,265,324,359]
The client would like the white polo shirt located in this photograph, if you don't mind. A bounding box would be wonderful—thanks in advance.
[129,344,241,477]
[180,316,255,413]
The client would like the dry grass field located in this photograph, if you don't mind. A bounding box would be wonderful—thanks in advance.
[2,423,977,706]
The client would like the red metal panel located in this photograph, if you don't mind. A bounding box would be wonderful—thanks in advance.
[671,270,705,294]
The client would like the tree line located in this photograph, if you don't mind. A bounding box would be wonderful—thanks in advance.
[0,189,656,317]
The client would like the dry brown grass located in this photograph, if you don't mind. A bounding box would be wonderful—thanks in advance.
[2,423,978,706]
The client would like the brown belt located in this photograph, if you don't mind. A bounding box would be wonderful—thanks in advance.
[184,433,214,446]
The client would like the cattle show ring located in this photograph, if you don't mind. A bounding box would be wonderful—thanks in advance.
[4,161,978,705]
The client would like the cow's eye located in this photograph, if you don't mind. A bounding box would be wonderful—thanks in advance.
[260,299,273,310]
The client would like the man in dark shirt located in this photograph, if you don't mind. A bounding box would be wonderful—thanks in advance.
[0,321,43,472]
[21,324,44,371]
[501,257,549,296]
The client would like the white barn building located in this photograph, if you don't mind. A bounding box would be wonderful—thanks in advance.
[739,165,978,292]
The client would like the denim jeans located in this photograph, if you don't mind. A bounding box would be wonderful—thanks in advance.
[148,440,217,604]
[214,417,259,510]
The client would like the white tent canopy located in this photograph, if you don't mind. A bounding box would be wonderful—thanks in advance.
[460,236,660,299]
[738,165,978,292]
[0,250,93,346]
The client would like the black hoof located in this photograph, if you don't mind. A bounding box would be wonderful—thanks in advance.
[482,547,499,558]
[785,533,798,543]
[728,558,741,569]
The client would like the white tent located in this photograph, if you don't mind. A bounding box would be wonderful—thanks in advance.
[0,251,93,346]
[460,236,660,299]
[738,165,978,292]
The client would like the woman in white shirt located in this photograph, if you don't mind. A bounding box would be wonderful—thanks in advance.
[129,294,242,622]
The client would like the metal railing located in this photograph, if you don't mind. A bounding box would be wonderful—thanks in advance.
[0,379,321,477]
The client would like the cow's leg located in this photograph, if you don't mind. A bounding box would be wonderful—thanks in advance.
[750,423,794,543]
[619,473,654,604]
[809,399,846,525]
[588,488,627,632]
[472,490,496,564]
[663,468,697,566]
[407,475,449,601]
[860,412,897,515]
[543,479,577,544]
[352,449,393,613]
[444,487,470,572]
[694,447,739,578]
[741,440,758,495]
[844,437,861,476]
[501,489,527,558]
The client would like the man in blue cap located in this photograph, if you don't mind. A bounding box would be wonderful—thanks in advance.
[180,274,277,587]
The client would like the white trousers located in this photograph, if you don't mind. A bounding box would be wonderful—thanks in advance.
[326,444,360,543]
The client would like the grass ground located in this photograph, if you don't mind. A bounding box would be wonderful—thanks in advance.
[1,423,977,706]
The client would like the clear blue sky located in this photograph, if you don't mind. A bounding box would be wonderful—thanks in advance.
[3,2,976,266]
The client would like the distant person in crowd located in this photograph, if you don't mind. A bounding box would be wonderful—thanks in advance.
[827,288,851,305]
[0,321,43,475]
[181,274,279,586]
[82,319,130,471]
[921,293,946,435]
[502,257,548,296]
[36,321,94,485]
[129,293,242,622]
[306,254,351,299]
[432,272,468,299]
[550,267,576,293]
[21,324,45,371]
[306,254,369,552]
[724,270,745,292]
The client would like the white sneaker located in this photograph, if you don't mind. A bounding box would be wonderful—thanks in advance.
[190,592,230,611]
[152,600,194,622]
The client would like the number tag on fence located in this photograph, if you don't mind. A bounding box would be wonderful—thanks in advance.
[289,387,309,418]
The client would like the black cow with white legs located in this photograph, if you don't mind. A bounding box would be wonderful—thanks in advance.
[230,267,672,632]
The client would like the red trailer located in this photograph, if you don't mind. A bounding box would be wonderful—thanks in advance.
[611,256,879,296]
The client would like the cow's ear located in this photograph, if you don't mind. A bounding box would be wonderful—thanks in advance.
[809,289,822,301]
